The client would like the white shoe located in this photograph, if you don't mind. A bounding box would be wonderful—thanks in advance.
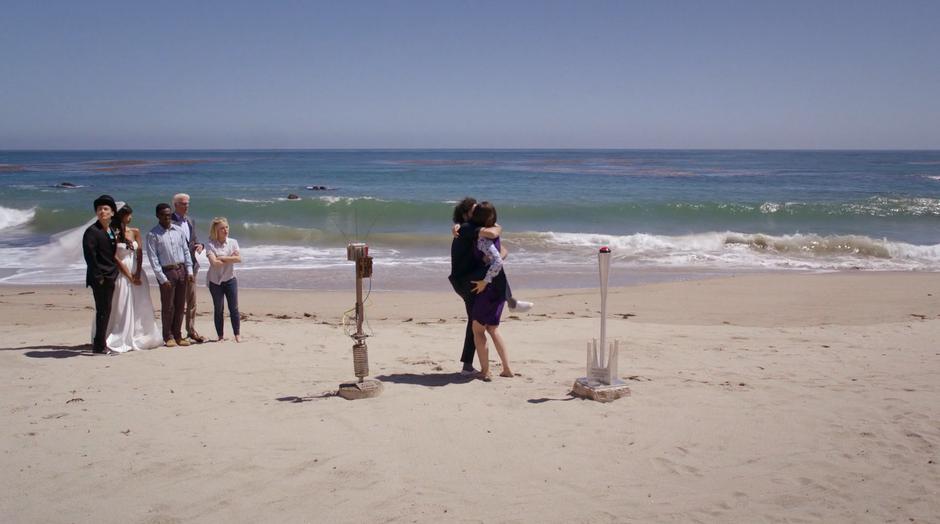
[509,300,533,313]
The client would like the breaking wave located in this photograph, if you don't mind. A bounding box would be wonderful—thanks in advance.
[0,206,35,231]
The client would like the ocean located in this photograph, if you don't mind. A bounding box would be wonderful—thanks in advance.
[1,149,939,290]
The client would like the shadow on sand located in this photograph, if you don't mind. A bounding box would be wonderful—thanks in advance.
[527,396,578,404]
[0,344,94,359]
[375,372,474,388]
[276,393,337,403]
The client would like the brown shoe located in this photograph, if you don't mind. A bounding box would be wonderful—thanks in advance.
[177,338,191,347]
[165,339,178,348]
[188,332,206,344]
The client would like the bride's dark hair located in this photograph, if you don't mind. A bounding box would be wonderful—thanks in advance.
[111,204,133,243]
[470,201,497,228]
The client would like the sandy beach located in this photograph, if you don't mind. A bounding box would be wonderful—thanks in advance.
[1,272,938,523]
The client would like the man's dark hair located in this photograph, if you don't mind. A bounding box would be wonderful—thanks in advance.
[155,202,172,216]
[470,201,497,228]
[452,197,476,224]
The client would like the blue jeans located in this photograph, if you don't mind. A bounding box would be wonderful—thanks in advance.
[208,277,240,338]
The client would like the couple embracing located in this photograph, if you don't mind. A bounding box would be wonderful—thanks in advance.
[448,198,532,381]
[83,194,164,354]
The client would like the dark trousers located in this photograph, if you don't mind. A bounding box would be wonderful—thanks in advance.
[208,277,240,337]
[159,268,187,342]
[91,278,115,351]
[455,286,476,365]
[184,268,199,336]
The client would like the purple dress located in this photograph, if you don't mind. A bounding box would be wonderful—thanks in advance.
[471,237,505,326]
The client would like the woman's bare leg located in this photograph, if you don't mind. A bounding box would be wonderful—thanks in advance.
[486,325,512,377]
[472,320,491,380]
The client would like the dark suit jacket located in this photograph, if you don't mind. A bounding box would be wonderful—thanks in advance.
[448,222,486,295]
[82,221,117,287]
[172,213,200,273]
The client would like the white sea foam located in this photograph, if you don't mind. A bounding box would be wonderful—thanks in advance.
[232,245,447,270]
[230,197,275,204]
[0,206,36,231]
[538,231,940,271]
[318,196,384,205]
[3,227,939,286]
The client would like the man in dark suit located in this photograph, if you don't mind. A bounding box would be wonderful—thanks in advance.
[82,194,118,354]
[171,193,206,343]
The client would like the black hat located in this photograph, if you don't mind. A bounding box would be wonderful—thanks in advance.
[93,194,117,213]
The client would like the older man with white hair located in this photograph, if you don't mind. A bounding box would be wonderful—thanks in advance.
[172,193,206,343]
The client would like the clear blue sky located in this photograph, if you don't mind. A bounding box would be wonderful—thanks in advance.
[1,0,938,149]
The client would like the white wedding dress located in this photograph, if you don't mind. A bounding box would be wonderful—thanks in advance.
[105,241,163,352]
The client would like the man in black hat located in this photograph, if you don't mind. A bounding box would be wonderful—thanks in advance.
[82,194,118,354]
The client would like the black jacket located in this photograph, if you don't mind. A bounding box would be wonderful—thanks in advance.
[82,222,117,287]
[448,222,486,294]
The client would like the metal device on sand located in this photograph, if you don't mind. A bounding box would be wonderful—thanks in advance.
[337,242,383,400]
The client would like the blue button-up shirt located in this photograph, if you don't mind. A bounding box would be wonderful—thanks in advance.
[147,223,193,285]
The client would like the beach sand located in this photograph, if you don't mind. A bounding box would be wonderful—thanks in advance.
[1,272,938,523]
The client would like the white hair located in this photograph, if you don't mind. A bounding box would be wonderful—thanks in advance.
[172,193,190,205]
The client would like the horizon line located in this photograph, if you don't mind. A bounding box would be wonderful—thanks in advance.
[2,147,939,153]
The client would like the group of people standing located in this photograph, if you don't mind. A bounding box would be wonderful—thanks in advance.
[82,193,242,355]
[82,192,524,367]
[448,197,532,381]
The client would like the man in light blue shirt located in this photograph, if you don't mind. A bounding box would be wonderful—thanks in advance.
[147,203,194,348]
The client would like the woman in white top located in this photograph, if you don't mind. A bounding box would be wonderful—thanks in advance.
[205,217,242,342]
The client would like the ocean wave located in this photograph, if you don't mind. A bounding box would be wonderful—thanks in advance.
[722,198,940,217]
[235,245,448,270]
[3,228,938,286]
[241,222,328,243]
[229,197,275,204]
[0,206,36,231]
[842,197,940,216]
[190,197,940,235]
[317,195,385,205]
[536,231,940,271]
[237,222,451,247]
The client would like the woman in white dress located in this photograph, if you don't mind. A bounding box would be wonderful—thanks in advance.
[104,203,163,352]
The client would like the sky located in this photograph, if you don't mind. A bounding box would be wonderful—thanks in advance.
[1,0,938,150]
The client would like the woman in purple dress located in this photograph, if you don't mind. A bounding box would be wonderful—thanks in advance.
[469,201,513,381]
